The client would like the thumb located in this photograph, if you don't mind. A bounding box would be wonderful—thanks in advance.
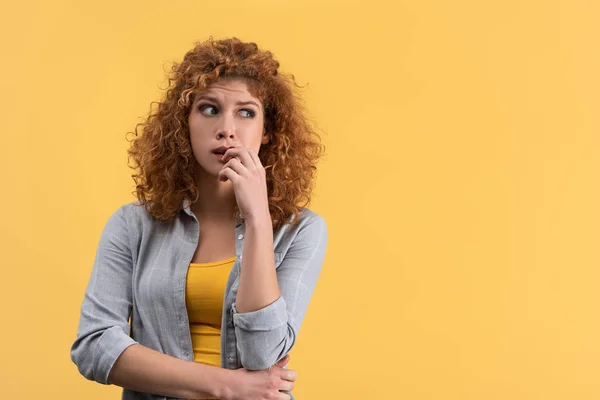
[275,354,290,368]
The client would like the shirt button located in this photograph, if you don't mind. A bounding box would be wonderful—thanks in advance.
[237,234,244,240]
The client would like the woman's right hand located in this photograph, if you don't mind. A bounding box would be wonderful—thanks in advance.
[224,354,296,400]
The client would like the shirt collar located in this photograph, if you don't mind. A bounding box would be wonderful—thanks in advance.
[181,198,245,226]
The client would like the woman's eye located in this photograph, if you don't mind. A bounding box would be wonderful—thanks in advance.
[239,109,255,118]
[199,104,218,116]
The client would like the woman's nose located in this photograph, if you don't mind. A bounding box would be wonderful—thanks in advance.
[215,114,236,139]
[216,131,235,140]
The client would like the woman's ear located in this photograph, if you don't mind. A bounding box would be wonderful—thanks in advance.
[261,131,269,145]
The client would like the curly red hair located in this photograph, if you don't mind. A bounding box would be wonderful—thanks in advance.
[126,37,325,230]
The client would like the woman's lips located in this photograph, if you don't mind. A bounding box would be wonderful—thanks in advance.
[214,153,226,162]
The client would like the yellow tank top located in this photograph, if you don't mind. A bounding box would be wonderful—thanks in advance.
[185,256,236,368]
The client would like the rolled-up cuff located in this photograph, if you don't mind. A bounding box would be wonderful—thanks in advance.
[231,296,288,332]
[96,326,138,384]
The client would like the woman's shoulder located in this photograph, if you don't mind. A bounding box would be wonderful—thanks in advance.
[280,206,328,237]
[275,206,328,256]
[111,200,153,221]
[294,206,325,224]
[106,200,173,231]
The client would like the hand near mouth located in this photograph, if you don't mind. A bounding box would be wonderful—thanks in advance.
[217,146,270,223]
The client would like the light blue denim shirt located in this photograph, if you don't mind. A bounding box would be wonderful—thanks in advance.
[70,200,328,399]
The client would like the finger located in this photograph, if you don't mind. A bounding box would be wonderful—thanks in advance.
[239,148,257,169]
[221,147,240,164]
[218,167,239,183]
[278,380,295,392]
[277,392,292,400]
[275,354,290,367]
[222,157,248,177]
[248,149,265,173]
[280,368,297,382]
[223,147,256,169]
[249,151,266,173]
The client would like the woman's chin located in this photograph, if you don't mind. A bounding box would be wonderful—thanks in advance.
[195,162,224,180]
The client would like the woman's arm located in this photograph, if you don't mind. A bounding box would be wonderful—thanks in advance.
[108,344,227,399]
[70,206,225,398]
[109,345,295,400]
[232,212,328,370]
[218,146,329,371]
[235,215,279,313]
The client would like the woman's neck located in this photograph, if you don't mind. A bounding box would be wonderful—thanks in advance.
[191,173,237,223]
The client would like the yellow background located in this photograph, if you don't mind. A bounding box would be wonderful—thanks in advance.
[1,0,599,398]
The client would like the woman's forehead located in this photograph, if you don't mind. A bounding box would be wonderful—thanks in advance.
[196,78,264,105]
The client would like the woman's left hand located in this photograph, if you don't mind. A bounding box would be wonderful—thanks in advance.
[218,146,270,223]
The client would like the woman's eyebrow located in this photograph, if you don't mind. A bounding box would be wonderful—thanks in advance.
[194,96,259,109]
[195,95,220,104]
[236,100,260,108]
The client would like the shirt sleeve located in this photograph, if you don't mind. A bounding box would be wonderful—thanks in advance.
[70,205,139,384]
[231,213,328,370]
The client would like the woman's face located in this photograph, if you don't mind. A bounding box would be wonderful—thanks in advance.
[188,78,268,178]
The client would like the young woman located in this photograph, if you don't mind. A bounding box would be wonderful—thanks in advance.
[70,37,328,400]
